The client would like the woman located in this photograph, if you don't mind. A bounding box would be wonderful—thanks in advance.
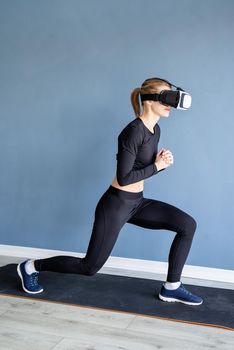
[17,77,203,306]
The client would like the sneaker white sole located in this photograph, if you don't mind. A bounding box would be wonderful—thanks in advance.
[17,264,44,294]
[158,293,203,306]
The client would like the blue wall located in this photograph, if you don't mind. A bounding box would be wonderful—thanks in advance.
[0,0,233,270]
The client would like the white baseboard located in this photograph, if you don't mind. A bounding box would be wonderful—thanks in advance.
[0,244,233,284]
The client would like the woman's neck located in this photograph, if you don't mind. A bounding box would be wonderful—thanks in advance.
[138,112,160,131]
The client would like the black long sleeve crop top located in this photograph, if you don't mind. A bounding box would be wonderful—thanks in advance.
[116,117,165,186]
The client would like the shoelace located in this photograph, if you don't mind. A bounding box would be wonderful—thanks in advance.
[180,284,194,296]
[29,272,39,287]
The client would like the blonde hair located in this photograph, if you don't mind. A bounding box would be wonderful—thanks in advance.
[131,77,171,117]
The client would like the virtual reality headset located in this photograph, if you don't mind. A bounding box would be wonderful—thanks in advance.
[140,78,192,110]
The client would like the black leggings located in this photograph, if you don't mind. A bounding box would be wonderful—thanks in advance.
[34,185,197,282]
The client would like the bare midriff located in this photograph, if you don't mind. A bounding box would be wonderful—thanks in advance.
[111,177,144,193]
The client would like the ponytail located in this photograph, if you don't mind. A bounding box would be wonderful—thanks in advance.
[130,87,142,118]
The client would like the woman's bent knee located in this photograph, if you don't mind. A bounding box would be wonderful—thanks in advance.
[83,265,101,276]
[178,214,197,238]
[184,215,197,236]
[189,216,197,231]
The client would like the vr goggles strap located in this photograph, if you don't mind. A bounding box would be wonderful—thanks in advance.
[140,93,160,102]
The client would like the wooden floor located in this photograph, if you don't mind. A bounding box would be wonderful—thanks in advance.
[0,256,233,350]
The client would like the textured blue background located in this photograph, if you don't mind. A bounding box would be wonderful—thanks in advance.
[0,0,233,270]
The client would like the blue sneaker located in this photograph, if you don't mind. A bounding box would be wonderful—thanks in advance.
[17,260,44,294]
[158,282,203,305]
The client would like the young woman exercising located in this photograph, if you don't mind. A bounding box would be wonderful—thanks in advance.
[17,77,203,306]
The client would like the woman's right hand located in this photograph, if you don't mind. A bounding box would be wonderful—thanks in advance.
[155,148,174,171]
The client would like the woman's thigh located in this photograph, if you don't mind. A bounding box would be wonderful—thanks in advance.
[84,191,141,267]
[127,197,196,233]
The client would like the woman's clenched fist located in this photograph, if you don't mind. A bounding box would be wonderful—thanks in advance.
[155,148,174,171]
